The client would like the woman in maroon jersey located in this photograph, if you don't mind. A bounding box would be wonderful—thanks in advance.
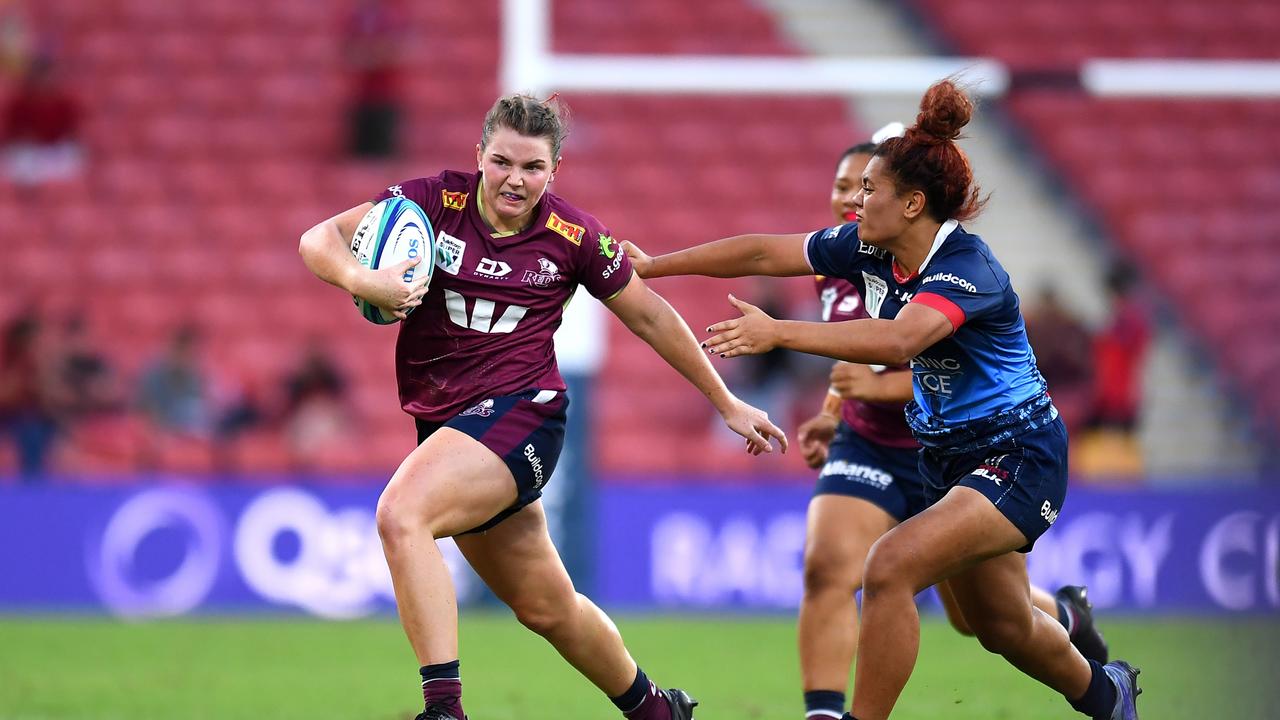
[299,94,785,720]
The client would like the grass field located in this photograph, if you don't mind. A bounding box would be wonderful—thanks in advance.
[1,614,1276,719]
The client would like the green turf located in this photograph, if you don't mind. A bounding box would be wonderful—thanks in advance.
[0,614,1276,719]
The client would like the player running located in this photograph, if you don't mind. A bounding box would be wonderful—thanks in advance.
[300,93,786,720]
[624,80,1140,720]
[793,135,1108,720]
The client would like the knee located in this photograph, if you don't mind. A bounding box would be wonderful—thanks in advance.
[969,613,1031,656]
[510,590,577,638]
[375,492,430,548]
[861,539,913,598]
[802,549,863,598]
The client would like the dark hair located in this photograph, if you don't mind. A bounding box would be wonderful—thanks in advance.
[837,142,878,169]
[873,80,985,222]
[481,93,571,159]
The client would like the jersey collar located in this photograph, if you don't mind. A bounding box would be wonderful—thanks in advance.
[893,219,958,283]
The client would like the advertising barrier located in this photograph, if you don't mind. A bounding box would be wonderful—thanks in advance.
[596,480,1280,614]
[0,480,1276,616]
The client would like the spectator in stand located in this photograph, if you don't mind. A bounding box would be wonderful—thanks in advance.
[342,0,406,159]
[281,340,350,462]
[49,316,123,419]
[0,316,58,478]
[1078,263,1150,478]
[2,55,83,188]
[1024,284,1093,437]
[137,325,212,438]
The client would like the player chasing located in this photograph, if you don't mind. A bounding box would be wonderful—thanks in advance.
[790,133,1109,720]
[624,80,1140,720]
[300,94,786,720]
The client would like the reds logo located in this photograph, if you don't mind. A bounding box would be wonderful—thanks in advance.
[442,190,468,211]
[546,212,585,245]
[523,257,561,288]
[460,399,496,417]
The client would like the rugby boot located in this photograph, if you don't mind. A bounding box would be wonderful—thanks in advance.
[663,688,698,720]
[1103,661,1141,720]
[1057,585,1110,664]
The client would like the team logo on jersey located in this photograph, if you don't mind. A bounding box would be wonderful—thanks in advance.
[436,232,466,275]
[475,257,512,278]
[523,257,561,288]
[546,212,586,245]
[441,190,468,211]
[460,398,496,418]
[862,272,888,319]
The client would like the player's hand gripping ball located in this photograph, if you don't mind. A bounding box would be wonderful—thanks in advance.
[349,197,436,324]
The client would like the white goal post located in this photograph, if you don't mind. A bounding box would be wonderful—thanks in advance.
[501,0,1280,99]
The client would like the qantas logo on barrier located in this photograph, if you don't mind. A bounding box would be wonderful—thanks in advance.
[546,212,586,245]
[441,190,468,211]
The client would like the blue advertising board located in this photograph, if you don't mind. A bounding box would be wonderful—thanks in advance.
[0,480,1277,616]
[596,479,1280,614]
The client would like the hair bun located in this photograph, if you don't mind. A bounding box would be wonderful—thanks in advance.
[910,80,973,145]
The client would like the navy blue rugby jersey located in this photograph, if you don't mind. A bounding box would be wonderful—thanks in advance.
[804,220,1055,451]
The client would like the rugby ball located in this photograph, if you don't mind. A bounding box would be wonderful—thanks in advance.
[349,197,435,324]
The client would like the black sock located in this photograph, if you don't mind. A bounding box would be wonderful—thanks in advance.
[1067,659,1116,719]
[610,667,652,713]
[804,689,845,718]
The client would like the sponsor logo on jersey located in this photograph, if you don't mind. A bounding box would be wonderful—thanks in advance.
[911,354,962,396]
[857,241,887,259]
[921,271,977,293]
[441,189,468,211]
[523,257,561,288]
[822,224,845,240]
[546,212,586,245]
[475,257,512,278]
[436,232,466,275]
[524,443,546,488]
[862,272,888,318]
[1040,500,1059,525]
[819,459,893,489]
[387,184,404,197]
[460,398,495,418]
[598,234,625,279]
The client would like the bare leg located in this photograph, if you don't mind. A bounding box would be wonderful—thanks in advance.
[798,495,895,695]
[376,428,519,665]
[455,501,638,696]
[937,567,1062,637]
[850,487,1092,720]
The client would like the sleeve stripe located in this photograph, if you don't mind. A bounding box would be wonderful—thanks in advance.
[912,292,966,331]
[802,231,817,273]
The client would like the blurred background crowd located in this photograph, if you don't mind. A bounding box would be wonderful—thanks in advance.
[0,0,1275,487]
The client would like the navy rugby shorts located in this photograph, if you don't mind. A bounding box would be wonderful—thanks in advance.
[415,389,568,535]
[918,416,1068,552]
[815,422,928,522]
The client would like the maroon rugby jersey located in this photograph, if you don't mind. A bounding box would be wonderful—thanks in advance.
[815,276,918,448]
[373,171,632,421]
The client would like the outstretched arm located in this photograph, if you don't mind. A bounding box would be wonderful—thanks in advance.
[623,233,813,279]
[603,275,788,455]
[703,295,953,367]
[298,202,428,319]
